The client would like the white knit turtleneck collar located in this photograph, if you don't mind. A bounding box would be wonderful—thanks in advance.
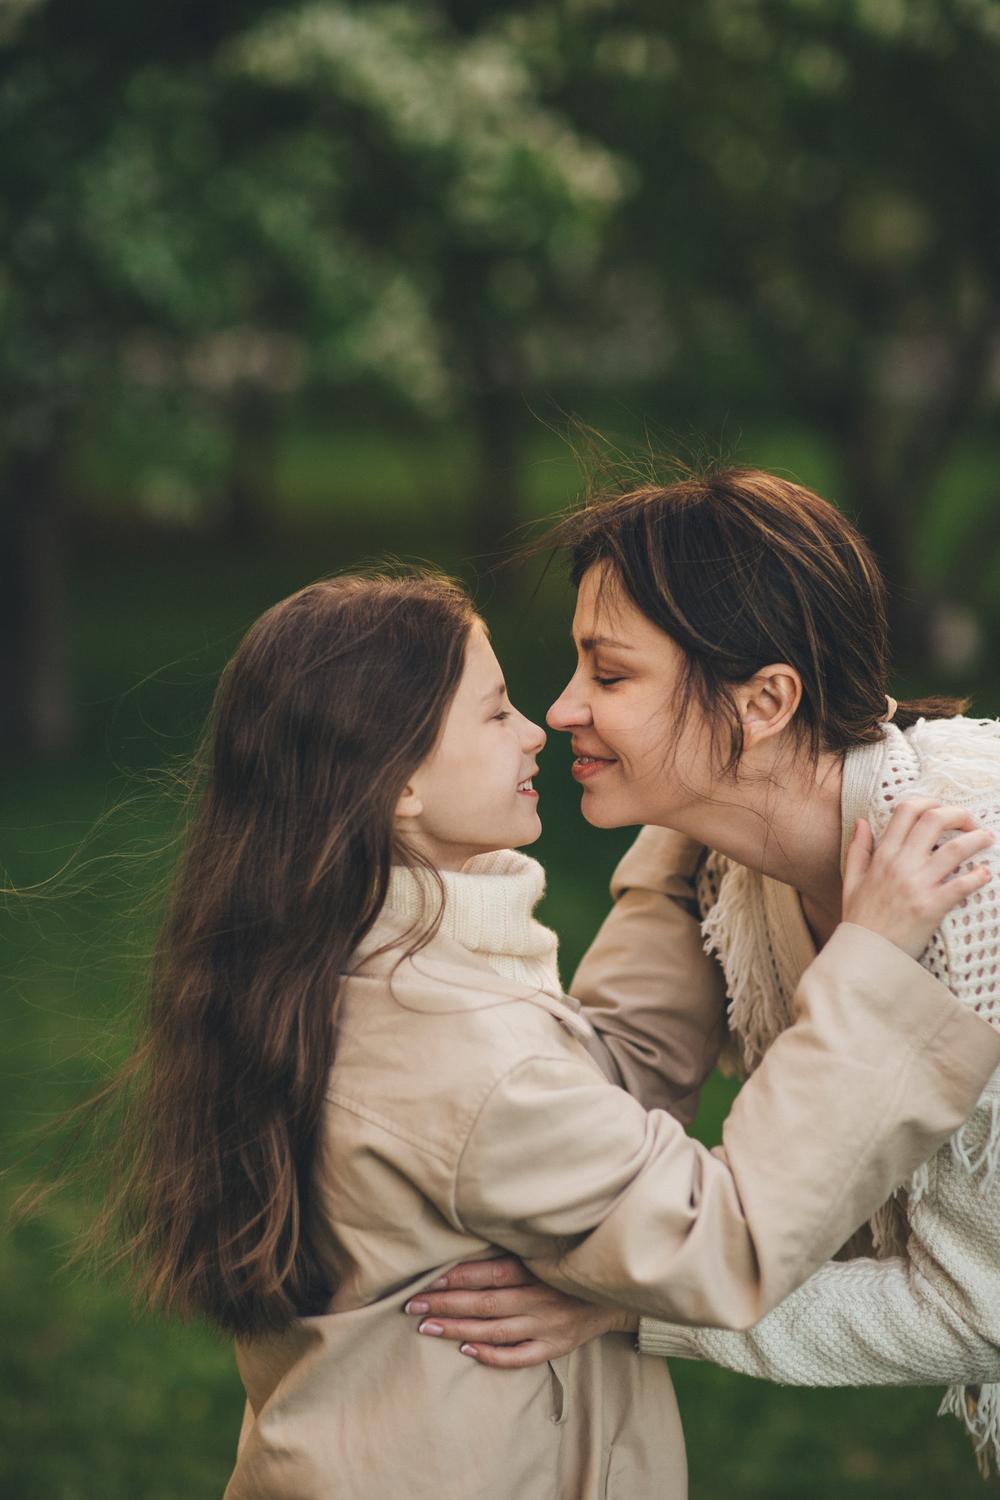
[384,849,561,992]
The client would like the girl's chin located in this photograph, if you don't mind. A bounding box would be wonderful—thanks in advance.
[511,812,543,846]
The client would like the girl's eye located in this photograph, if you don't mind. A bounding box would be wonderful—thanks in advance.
[493,710,511,721]
[593,676,624,687]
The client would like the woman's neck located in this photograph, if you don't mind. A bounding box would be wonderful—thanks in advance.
[667,747,846,935]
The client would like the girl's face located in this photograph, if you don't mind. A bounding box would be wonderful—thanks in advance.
[400,625,547,870]
[547,564,715,828]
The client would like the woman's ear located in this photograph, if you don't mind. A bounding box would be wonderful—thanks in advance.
[736,663,803,747]
[395,784,423,820]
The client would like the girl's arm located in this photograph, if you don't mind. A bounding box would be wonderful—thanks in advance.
[574,827,728,1125]
[452,920,999,1333]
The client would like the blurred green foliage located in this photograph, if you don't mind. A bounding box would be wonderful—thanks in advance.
[3,0,1000,753]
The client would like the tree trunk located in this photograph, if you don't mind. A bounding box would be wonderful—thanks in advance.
[0,446,75,759]
[842,451,933,670]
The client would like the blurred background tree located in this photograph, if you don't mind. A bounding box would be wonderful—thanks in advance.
[5,0,999,756]
[3,3,1000,1495]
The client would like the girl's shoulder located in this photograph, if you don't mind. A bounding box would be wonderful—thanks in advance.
[325,934,604,1181]
[332,913,598,1114]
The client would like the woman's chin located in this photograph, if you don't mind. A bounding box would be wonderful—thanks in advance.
[578,789,630,829]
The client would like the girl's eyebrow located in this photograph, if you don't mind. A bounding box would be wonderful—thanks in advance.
[577,635,635,653]
[481,680,507,702]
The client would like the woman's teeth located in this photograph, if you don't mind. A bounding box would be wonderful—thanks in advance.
[517,778,534,792]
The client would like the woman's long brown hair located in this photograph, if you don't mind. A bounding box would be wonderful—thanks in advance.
[80,572,478,1338]
[549,467,967,772]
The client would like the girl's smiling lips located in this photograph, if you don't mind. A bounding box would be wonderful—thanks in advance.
[517,767,539,797]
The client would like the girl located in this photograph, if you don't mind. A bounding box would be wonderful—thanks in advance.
[405,470,1000,1476]
[105,569,997,1500]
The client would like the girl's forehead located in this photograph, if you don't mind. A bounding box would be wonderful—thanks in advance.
[461,626,504,688]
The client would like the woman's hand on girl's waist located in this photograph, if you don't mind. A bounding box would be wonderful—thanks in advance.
[403,1256,634,1368]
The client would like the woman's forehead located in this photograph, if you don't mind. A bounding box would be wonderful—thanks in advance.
[573,565,663,650]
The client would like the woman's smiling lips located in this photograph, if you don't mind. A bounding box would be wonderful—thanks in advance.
[571,750,618,782]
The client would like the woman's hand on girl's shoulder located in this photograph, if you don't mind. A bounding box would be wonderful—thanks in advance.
[842,799,994,960]
[402,1257,635,1368]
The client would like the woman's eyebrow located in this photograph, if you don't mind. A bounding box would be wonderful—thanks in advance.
[481,680,507,702]
[577,635,635,653]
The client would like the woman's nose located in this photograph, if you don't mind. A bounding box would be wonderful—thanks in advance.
[547,677,588,731]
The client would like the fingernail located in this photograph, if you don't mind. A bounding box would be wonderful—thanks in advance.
[404,1300,429,1315]
[428,1276,448,1290]
[418,1320,444,1336]
[459,1343,479,1359]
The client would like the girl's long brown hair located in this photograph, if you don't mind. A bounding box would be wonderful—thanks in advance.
[85,572,478,1338]
[550,467,966,772]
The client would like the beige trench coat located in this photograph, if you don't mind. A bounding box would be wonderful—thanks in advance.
[226,886,1000,1500]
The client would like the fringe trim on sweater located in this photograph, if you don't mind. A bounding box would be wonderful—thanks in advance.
[905,716,1000,800]
[701,863,791,1074]
[939,1383,1000,1479]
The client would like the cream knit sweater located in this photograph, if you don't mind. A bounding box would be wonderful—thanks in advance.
[384,849,561,993]
[638,718,1000,1473]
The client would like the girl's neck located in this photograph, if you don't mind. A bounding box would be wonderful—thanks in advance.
[668,747,846,935]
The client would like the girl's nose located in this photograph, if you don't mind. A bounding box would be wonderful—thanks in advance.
[523,716,547,755]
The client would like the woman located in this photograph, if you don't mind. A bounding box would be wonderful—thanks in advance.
[98,569,995,1499]
[404,469,1000,1475]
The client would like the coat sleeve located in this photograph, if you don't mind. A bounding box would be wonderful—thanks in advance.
[454,924,1000,1330]
[638,1076,1000,1384]
[573,826,729,1124]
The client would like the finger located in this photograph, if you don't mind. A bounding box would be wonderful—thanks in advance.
[927,828,994,879]
[929,865,992,916]
[842,817,873,900]
[422,1257,533,1293]
[896,803,980,859]
[875,798,941,858]
[417,1316,536,1346]
[458,1340,552,1369]
[404,1288,549,1319]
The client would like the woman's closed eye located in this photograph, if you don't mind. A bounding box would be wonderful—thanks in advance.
[592,675,625,687]
[493,709,511,721]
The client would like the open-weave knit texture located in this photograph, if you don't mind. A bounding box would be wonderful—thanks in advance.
[641,718,1000,1475]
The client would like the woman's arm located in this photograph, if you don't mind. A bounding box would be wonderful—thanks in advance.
[574,828,728,1125]
[638,1252,1000,1386]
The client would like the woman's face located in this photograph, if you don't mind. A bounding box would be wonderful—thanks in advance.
[402,625,547,870]
[547,564,715,828]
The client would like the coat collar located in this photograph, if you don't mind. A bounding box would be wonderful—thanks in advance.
[346,907,594,1042]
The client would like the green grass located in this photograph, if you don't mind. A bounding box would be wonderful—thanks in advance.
[4,438,1000,1496]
